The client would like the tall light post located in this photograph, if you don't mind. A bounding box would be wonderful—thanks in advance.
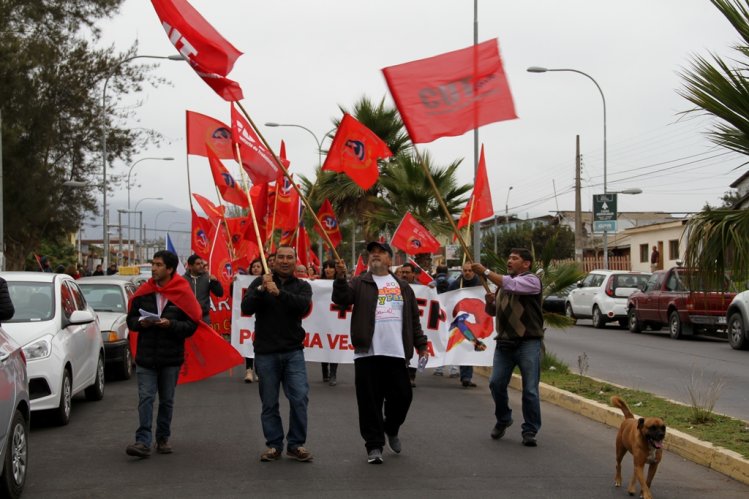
[505,186,513,225]
[101,54,184,269]
[527,66,608,266]
[126,157,174,254]
[131,197,163,263]
[154,209,177,239]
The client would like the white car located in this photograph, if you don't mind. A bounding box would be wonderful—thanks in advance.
[726,290,749,350]
[566,270,650,328]
[78,277,138,380]
[0,327,29,498]
[1,272,105,425]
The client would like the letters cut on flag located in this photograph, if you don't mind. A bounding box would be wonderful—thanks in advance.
[151,0,244,101]
[231,105,280,184]
[457,144,494,229]
[382,39,517,144]
[191,209,214,260]
[322,114,392,190]
[390,212,441,255]
[207,145,249,208]
[186,111,234,159]
[313,199,342,248]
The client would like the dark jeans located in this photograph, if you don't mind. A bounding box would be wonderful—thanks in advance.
[135,365,181,446]
[321,362,338,379]
[245,357,254,369]
[459,365,473,382]
[355,356,413,451]
[489,338,542,436]
[254,349,309,451]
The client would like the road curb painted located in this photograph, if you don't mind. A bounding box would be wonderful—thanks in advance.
[474,366,749,485]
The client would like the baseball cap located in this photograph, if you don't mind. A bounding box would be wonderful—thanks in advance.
[366,241,393,257]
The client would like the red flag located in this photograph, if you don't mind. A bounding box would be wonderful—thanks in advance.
[279,229,295,247]
[186,111,234,158]
[408,258,435,285]
[207,146,249,208]
[191,209,213,260]
[209,225,234,292]
[457,144,495,229]
[231,105,280,184]
[382,39,517,144]
[313,199,342,248]
[151,0,245,101]
[245,183,269,246]
[192,193,225,227]
[273,176,300,230]
[390,212,441,255]
[354,255,367,276]
[322,114,392,190]
[296,226,311,267]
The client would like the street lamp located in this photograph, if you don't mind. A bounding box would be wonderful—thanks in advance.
[126,157,174,254]
[505,186,514,224]
[154,210,177,238]
[101,54,184,269]
[132,197,163,263]
[528,65,609,267]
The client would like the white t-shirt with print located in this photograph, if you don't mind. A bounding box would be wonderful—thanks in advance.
[354,273,405,360]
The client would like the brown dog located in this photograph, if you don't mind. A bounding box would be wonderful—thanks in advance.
[611,396,666,499]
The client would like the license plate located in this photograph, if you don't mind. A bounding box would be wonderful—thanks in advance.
[718,316,726,324]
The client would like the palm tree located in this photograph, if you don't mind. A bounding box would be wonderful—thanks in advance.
[680,0,749,286]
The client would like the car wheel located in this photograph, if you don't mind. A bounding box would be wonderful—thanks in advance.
[591,306,605,329]
[565,303,577,324]
[669,311,683,339]
[0,410,28,499]
[728,312,748,350]
[55,369,72,426]
[628,307,643,333]
[117,345,133,380]
[85,353,105,401]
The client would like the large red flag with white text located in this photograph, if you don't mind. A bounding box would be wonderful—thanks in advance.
[207,146,249,208]
[186,111,234,158]
[231,105,280,184]
[382,39,516,144]
[322,114,392,190]
[457,144,494,229]
[313,199,342,248]
[390,212,441,255]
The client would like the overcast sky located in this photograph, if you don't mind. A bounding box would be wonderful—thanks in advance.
[93,0,745,251]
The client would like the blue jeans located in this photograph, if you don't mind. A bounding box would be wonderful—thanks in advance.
[459,365,473,382]
[135,365,181,446]
[254,349,309,451]
[489,339,542,436]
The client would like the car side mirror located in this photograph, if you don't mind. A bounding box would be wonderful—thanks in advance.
[576,281,584,288]
[639,283,647,292]
[68,310,95,325]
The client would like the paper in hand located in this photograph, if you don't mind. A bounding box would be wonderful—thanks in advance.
[138,308,161,322]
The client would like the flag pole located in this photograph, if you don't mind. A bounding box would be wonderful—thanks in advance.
[267,180,280,252]
[234,143,270,274]
[234,101,342,262]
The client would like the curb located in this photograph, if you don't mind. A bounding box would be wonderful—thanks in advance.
[474,367,749,486]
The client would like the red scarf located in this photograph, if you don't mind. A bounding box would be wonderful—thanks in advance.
[130,274,202,322]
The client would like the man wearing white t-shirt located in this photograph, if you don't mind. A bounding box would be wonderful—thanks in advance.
[332,241,428,464]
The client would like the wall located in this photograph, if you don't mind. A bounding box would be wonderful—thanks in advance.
[624,221,686,272]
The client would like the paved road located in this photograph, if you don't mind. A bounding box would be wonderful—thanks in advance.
[544,320,749,420]
[23,364,748,498]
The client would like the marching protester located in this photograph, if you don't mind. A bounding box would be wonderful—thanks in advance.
[398,262,419,388]
[125,250,198,458]
[448,262,481,388]
[332,242,428,464]
[241,246,314,462]
[242,257,264,383]
[471,248,544,448]
[183,254,224,325]
[319,260,339,386]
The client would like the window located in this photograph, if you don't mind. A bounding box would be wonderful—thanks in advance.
[669,240,679,260]
[60,282,76,319]
[645,274,661,292]
[640,244,649,263]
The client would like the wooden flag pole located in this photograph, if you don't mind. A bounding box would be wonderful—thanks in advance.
[267,180,280,252]
[213,186,237,261]
[234,143,270,274]
[234,102,342,262]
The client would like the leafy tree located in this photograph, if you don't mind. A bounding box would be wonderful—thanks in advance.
[485,222,575,263]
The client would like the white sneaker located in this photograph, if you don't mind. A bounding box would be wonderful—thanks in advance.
[244,369,254,383]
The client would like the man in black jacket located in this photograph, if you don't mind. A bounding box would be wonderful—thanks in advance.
[241,246,314,463]
[183,254,224,324]
[125,250,198,458]
[332,241,428,464]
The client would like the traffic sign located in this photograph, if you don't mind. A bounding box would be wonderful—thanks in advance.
[593,193,617,222]
[593,220,617,233]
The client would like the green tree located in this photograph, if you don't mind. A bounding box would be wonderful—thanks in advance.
[0,0,158,269]
[679,0,749,286]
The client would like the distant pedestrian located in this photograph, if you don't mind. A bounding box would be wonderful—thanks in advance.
[650,246,660,272]
[182,254,224,324]
[472,248,544,447]
[448,262,482,388]
[106,263,117,275]
[92,264,104,276]
[319,260,339,387]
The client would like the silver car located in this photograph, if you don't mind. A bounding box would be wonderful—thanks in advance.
[0,327,29,498]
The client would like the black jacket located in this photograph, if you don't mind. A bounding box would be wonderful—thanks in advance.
[182,272,224,322]
[126,294,198,368]
[0,278,14,323]
[331,272,428,361]
[240,273,312,355]
[448,274,481,291]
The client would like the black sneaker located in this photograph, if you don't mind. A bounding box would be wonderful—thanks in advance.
[126,442,151,458]
[490,420,513,440]
[386,433,401,454]
[522,433,537,447]
[367,448,383,464]
[462,380,477,388]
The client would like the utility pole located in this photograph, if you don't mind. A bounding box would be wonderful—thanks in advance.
[575,135,583,262]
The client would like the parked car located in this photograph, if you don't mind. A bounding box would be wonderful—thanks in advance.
[0,272,105,425]
[565,270,650,328]
[78,277,138,379]
[726,289,749,350]
[0,328,29,499]
[627,267,736,339]
[543,284,576,315]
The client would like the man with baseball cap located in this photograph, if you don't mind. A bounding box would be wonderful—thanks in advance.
[332,241,428,464]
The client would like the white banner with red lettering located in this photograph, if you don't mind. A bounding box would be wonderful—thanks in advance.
[230,276,497,367]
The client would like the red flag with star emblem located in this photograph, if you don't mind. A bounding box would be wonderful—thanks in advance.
[322,114,392,190]
[390,212,441,255]
[191,208,214,260]
[207,145,248,208]
[457,144,494,229]
[231,105,280,184]
[313,199,342,248]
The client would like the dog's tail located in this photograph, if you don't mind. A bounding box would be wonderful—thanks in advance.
[611,396,635,419]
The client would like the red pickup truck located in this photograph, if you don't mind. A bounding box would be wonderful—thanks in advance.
[627,267,736,339]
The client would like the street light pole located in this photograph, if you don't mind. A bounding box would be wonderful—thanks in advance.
[126,156,174,258]
[527,66,607,266]
[101,54,184,270]
[154,209,177,241]
[131,197,163,263]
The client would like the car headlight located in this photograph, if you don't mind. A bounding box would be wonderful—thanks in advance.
[102,331,119,342]
[23,336,53,360]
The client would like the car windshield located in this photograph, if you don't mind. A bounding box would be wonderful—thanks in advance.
[611,274,649,290]
[6,281,54,322]
[78,284,126,312]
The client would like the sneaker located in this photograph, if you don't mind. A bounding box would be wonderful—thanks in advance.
[126,442,151,458]
[244,369,254,383]
[260,447,282,462]
[155,439,172,454]
[490,420,513,440]
[286,447,313,462]
[522,433,538,447]
[433,370,444,376]
[328,376,337,386]
[367,448,383,464]
[461,380,477,388]
[386,434,401,454]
